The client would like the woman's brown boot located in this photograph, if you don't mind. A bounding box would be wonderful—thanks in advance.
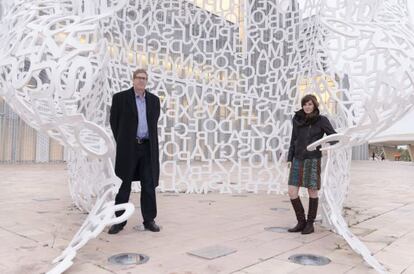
[302,197,318,234]
[288,197,306,232]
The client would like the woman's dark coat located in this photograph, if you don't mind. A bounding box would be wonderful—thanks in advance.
[287,109,336,162]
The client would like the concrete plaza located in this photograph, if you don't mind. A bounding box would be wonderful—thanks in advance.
[0,161,413,274]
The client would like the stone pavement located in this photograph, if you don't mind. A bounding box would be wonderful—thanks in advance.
[0,161,413,274]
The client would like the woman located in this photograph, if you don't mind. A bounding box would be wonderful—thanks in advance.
[287,94,336,234]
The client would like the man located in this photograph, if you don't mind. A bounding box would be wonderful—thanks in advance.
[108,68,161,234]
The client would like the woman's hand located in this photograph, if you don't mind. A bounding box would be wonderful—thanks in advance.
[287,161,292,169]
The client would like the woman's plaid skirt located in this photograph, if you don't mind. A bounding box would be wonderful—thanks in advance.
[288,158,321,190]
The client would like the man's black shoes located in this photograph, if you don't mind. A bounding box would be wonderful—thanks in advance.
[109,221,160,234]
[143,221,160,232]
[108,224,124,234]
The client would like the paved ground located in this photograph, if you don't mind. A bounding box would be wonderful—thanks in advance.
[0,161,413,274]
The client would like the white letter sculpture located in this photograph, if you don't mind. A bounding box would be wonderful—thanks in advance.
[1,0,413,273]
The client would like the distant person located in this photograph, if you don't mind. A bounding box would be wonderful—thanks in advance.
[286,94,337,235]
[372,152,375,160]
[394,153,401,161]
[381,154,385,161]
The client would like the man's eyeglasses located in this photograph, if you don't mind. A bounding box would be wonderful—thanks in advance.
[134,76,147,80]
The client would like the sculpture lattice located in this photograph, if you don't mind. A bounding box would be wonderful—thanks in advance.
[1,0,413,273]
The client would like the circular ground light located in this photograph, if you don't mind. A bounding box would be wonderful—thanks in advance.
[108,253,149,265]
[270,207,290,212]
[198,200,216,203]
[288,254,331,266]
[133,225,146,231]
[264,226,289,233]
[163,194,180,197]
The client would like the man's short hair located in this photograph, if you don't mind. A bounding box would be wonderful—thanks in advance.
[133,69,148,79]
